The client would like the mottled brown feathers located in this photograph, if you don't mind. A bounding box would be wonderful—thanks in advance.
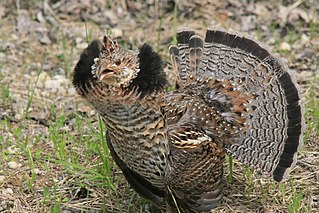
[73,28,304,212]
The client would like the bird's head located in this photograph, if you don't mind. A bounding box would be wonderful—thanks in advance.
[73,34,167,98]
[91,35,140,88]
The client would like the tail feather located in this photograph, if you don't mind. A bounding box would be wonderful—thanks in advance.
[170,30,195,84]
[188,35,203,82]
[169,45,180,85]
[169,28,304,182]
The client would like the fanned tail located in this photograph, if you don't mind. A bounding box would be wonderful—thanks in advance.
[169,28,304,182]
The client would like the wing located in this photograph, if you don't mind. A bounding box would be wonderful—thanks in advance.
[164,82,255,146]
[105,131,165,202]
[165,125,225,212]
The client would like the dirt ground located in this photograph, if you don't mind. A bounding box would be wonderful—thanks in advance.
[0,0,319,212]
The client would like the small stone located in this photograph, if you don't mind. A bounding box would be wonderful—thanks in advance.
[297,71,314,82]
[8,161,18,169]
[266,37,276,45]
[75,37,87,49]
[68,88,76,96]
[7,146,17,154]
[37,81,44,88]
[41,91,48,97]
[52,177,58,183]
[33,186,41,191]
[61,126,70,132]
[34,168,41,175]
[46,16,58,27]
[6,188,13,194]
[14,113,23,121]
[89,110,96,116]
[38,71,49,82]
[0,5,5,19]
[39,34,51,45]
[55,67,65,75]
[11,33,19,40]
[301,34,309,44]
[36,11,46,23]
[75,37,83,44]
[0,175,5,183]
[45,79,61,90]
[110,28,123,38]
[48,141,55,149]
[54,74,65,80]
[279,42,291,51]
[59,87,67,95]
[78,105,91,113]
[89,191,98,198]
[0,52,5,62]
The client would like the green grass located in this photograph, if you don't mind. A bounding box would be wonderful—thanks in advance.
[85,21,93,45]
[172,0,178,45]
[227,156,233,183]
[0,48,316,213]
[0,1,318,212]
[288,180,304,213]
[167,186,181,213]
[23,135,36,190]
[156,4,164,53]
[1,84,10,105]
[25,57,45,118]
[57,32,75,79]
[305,73,319,137]
[49,115,68,160]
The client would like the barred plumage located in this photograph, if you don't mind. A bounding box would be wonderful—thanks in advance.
[73,28,304,212]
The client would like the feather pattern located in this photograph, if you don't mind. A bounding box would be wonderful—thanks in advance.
[73,29,304,212]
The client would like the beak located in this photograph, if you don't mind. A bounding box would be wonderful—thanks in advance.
[98,64,117,82]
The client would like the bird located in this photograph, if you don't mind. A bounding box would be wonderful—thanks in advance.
[73,28,304,212]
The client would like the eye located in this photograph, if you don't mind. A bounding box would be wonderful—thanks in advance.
[115,59,121,66]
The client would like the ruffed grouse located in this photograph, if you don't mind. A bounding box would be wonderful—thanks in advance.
[73,29,304,212]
